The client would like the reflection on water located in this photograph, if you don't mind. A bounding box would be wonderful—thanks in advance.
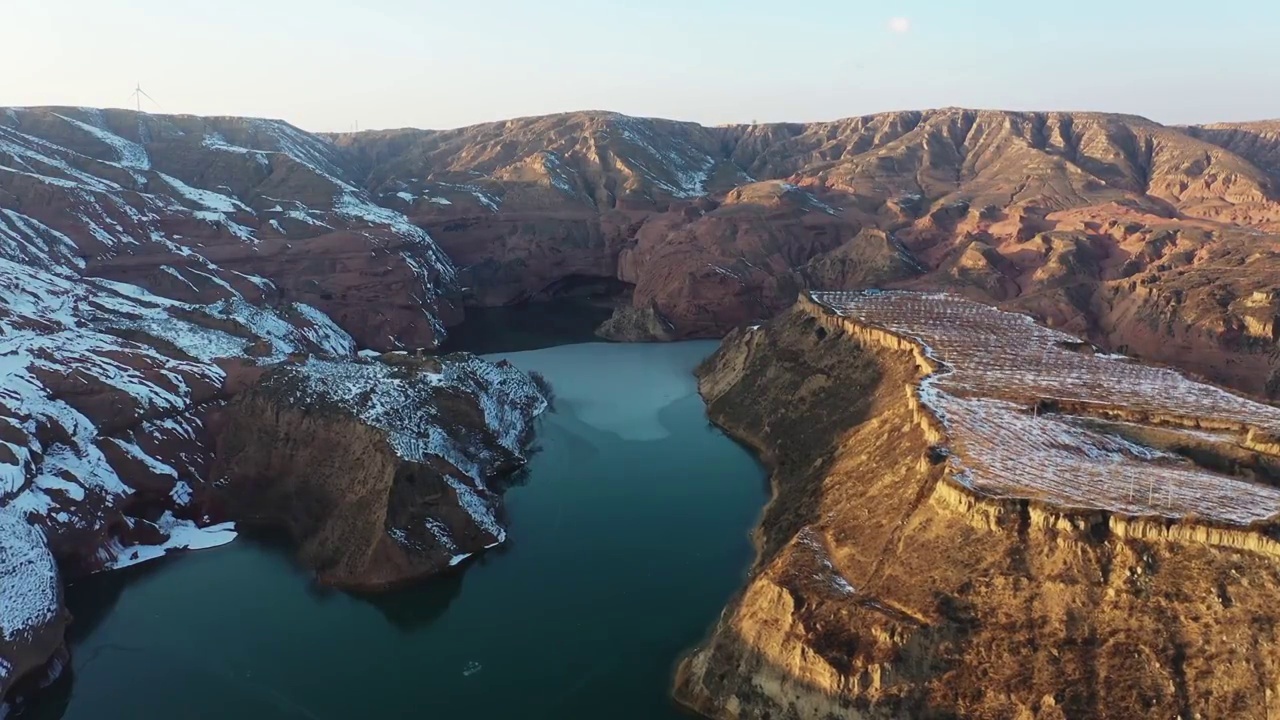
[25,341,765,720]
[440,300,616,355]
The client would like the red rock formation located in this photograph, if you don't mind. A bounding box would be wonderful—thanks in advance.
[332,108,1280,396]
[8,105,1280,395]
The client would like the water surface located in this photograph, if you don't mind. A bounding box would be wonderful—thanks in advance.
[27,340,766,720]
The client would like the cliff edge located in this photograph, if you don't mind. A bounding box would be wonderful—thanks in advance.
[675,292,1280,719]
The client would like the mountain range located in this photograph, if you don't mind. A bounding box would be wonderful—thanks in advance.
[7,105,1280,391]
[4,103,1280,706]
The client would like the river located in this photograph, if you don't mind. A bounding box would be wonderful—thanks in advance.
[23,333,766,719]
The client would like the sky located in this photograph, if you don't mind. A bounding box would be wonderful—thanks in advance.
[3,0,1278,132]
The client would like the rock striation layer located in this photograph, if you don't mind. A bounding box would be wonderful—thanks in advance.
[676,292,1280,720]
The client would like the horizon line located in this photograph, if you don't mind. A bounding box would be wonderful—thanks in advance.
[4,102,1278,135]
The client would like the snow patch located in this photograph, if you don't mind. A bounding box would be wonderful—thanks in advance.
[98,512,237,571]
[0,511,60,642]
[53,112,150,171]
[201,133,271,166]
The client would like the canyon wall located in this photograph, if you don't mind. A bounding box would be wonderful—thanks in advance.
[333,108,1280,397]
[0,107,550,706]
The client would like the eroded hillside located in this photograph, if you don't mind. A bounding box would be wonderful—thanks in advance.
[676,292,1280,719]
[331,108,1280,396]
[1,107,457,350]
[7,105,1280,398]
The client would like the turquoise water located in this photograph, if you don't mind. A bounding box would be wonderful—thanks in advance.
[26,341,766,719]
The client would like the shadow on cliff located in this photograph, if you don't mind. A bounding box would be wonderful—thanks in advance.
[440,296,618,355]
[211,527,467,635]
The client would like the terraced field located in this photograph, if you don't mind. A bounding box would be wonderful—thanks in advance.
[812,290,1280,525]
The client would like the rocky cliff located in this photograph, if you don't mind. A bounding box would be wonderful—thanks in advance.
[675,293,1280,720]
[0,108,545,707]
[212,353,545,590]
[5,102,1280,711]
[0,256,349,706]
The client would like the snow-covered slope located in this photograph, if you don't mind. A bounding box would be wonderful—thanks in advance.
[0,106,458,350]
[0,248,365,700]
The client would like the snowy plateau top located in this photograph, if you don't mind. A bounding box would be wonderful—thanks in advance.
[812,290,1280,526]
[260,354,547,473]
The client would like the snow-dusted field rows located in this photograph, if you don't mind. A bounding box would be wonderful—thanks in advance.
[813,291,1280,525]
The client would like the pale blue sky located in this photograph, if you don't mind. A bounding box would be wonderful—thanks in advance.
[4,0,1277,131]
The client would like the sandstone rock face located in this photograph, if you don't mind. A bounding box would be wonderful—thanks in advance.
[594,303,676,342]
[5,102,1280,708]
[1186,121,1280,187]
[675,296,1280,720]
[212,353,546,590]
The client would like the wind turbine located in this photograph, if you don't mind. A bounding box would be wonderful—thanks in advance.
[127,83,160,113]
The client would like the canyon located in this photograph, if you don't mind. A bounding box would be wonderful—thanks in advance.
[3,103,1280,716]
[31,340,766,720]
[335,109,1280,397]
